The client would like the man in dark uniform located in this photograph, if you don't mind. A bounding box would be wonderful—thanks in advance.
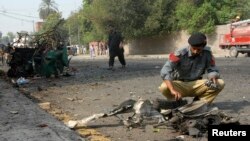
[159,32,225,104]
[107,27,126,70]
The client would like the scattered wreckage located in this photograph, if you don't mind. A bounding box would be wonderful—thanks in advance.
[6,20,71,78]
[67,98,239,138]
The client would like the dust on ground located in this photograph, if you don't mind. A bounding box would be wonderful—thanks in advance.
[5,55,250,141]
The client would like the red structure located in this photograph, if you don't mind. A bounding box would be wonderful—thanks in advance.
[219,19,250,57]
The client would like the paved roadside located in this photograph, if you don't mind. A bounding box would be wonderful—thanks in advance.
[0,78,85,141]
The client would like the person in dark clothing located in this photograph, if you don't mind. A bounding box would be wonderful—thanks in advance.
[107,28,126,70]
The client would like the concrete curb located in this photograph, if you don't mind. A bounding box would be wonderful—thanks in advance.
[0,79,85,141]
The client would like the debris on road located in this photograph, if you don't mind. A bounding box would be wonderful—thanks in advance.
[38,102,51,110]
[67,98,240,138]
[9,111,18,114]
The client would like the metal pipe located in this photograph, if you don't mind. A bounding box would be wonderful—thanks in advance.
[231,19,250,26]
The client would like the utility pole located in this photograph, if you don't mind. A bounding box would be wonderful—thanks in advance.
[32,20,35,32]
[69,26,71,45]
[78,26,80,45]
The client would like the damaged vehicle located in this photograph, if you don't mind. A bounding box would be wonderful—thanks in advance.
[7,20,70,78]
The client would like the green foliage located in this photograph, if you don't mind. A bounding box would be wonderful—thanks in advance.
[175,1,216,34]
[39,13,61,31]
[38,0,58,20]
[64,0,250,44]
[81,0,177,39]
[117,0,152,38]
[189,2,216,33]
[209,0,250,24]
[7,32,15,42]
[175,1,195,30]
[65,12,80,44]
[0,32,15,44]
[38,13,68,45]
[141,0,178,36]
[234,0,250,19]
[1,36,10,45]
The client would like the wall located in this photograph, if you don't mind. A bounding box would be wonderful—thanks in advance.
[124,25,230,56]
[35,22,44,32]
[207,24,230,55]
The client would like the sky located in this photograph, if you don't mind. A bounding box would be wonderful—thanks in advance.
[0,0,82,36]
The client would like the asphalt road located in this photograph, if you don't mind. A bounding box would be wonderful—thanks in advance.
[3,55,250,141]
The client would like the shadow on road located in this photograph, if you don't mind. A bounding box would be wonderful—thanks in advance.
[215,100,250,112]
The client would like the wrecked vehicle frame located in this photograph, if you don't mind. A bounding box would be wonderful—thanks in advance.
[7,20,70,78]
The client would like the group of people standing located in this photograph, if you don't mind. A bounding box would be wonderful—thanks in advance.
[89,42,109,59]
[0,43,14,66]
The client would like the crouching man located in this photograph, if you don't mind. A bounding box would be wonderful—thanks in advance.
[159,32,225,104]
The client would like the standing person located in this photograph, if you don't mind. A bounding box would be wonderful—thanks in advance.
[159,32,225,104]
[105,43,109,56]
[107,27,126,70]
[90,44,95,59]
[83,46,87,55]
[4,43,14,65]
[0,44,5,65]
[100,43,105,55]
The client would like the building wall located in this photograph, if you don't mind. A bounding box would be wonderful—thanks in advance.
[124,25,230,56]
[35,22,44,32]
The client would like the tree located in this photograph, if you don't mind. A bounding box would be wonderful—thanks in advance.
[83,0,153,39]
[144,0,178,36]
[82,0,179,39]
[175,0,216,34]
[1,36,10,45]
[188,2,216,34]
[66,0,250,44]
[38,0,58,20]
[7,32,15,43]
[66,12,87,45]
[66,0,106,44]
[37,13,68,47]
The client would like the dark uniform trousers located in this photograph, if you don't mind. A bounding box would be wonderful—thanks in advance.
[109,48,126,67]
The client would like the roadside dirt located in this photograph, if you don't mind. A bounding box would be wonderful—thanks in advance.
[7,55,250,141]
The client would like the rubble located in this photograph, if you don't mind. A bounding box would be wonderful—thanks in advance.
[67,98,240,138]
[38,102,51,110]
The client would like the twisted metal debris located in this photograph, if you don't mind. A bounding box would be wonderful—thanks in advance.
[67,98,239,138]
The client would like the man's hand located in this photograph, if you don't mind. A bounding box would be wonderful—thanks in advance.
[164,80,182,101]
[205,78,218,90]
[211,77,218,85]
[119,42,124,49]
[170,88,182,101]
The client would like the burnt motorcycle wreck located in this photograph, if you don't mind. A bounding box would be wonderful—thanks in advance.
[67,98,239,138]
